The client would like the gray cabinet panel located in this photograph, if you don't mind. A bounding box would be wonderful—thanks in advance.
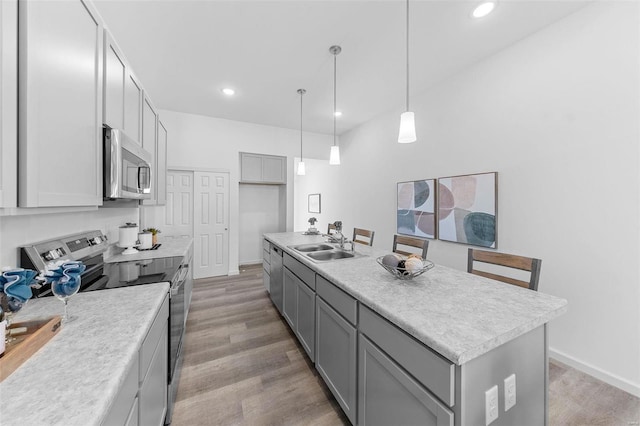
[156,121,167,206]
[19,0,103,207]
[283,252,315,290]
[0,0,17,208]
[270,245,283,314]
[139,294,169,384]
[240,152,286,184]
[316,297,357,424]
[283,267,297,329]
[359,304,455,406]
[139,322,168,426]
[124,397,138,426]
[359,334,453,426]
[262,155,285,183]
[296,279,315,362]
[263,268,270,293]
[316,275,357,325]
[104,30,125,130]
[103,360,139,426]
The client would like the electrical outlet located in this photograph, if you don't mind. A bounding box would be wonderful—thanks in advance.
[485,385,499,425]
[504,374,517,411]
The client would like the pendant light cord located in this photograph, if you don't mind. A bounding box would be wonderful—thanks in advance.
[300,91,303,160]
[333,53,337,147]
[406,0,410,112]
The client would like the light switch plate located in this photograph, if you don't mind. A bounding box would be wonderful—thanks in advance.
[505,374,517,411]
[485,385,499,425]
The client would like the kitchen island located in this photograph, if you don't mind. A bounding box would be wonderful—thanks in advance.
[0,282,169,426]
[264,232,567,426]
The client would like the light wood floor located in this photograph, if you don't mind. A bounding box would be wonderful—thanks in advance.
[173,264,640,426]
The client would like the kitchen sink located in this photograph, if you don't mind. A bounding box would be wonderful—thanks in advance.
[290,243,335,252]
[307,250,357,261]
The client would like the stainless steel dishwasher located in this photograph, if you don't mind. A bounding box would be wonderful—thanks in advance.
[270,245,284,315]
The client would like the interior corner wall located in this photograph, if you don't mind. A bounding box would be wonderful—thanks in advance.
[336,2,640,395]
[157,110,333,274]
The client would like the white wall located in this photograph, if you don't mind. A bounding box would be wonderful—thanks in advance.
[158,110,334,274]
[335,3,640,395]
[293,158,343,233]
[239,183,285,264]
[0,207,138,267]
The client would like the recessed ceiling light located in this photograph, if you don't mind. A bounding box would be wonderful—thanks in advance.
[472,1,496,18]
[221,88,235,96]
[334,111,343,117]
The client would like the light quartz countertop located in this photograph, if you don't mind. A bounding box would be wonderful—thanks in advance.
[104,236,193,263]
[0,283,169,426]
[265,232,567,365]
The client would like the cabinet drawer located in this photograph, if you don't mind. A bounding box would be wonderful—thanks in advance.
[263,259,270,274]
[263,248,270,264]
[263,239,271,252]
[283,252,315,290]
[316,275,357,326]
[139,293,169,383]
[359,305,455,407]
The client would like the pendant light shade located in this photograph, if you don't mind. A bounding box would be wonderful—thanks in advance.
[329,45,341,165]
[329,146,341,165]
[297,88,306,176]
[398,111,416,143]
[398,0,416,144]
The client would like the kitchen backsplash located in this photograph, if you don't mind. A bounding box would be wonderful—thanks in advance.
[0,207,138,267]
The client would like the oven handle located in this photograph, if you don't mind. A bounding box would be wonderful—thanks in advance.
[170,263,189,296]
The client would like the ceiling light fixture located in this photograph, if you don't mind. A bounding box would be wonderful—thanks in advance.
[334,111,342,117]
[398,0,416,144]
[297,88,306,176]
[329,45,342,165]
[221,88,235,96]
[472,1,496,18]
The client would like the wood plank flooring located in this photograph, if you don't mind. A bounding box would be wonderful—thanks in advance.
[172,264,640,426]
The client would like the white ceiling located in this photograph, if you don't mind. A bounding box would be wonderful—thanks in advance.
[93,0,588,135]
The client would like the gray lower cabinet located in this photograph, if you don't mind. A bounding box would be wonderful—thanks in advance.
[315,297,357,425]
[270,245,283,314]
[358,334,453,426]
[139,322,168,426]
[283,266,315,361]
[125,397,139,426]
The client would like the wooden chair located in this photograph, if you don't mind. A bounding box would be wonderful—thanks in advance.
[353,228,375,246]
[327,223,337,235]
[467,248,542,291]
[392,235,429,259]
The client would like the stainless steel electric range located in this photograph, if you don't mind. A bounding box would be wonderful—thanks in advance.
[20,230,188,425]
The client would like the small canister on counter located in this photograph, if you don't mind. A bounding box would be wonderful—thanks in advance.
[138,232,152,250]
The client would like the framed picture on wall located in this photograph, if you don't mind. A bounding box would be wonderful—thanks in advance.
[437,172,497,248]
[308,193,321,213]
[397,179,436,239]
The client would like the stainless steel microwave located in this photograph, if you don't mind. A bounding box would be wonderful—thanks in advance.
[103,128,152,200]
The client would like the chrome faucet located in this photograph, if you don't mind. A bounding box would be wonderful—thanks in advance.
[330,221,355,252]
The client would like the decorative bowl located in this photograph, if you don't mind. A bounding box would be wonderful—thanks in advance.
[376,256,435,280]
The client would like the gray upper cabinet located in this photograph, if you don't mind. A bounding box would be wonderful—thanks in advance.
[104,28,143,145]
[103,30,125,131]
[124,70,142,144]
[0,0,17,208]
[240,152,286,184]
[18,0,103,207]
[156,120,167,206]
[141,94,158,205]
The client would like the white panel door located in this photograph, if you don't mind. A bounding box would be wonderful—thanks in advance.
[163,170,193,239]
[194,171,229,278]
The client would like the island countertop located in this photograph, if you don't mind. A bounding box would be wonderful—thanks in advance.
[265,232,567,365]
[0,283,169,426]
[104,236,193,263]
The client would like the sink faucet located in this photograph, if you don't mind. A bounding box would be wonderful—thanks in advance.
[330,221,355,252]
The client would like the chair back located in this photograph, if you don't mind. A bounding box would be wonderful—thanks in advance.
[327,223,337,235]
[392,235,429,259]
[353,228,375,246]
[467,248,542,291]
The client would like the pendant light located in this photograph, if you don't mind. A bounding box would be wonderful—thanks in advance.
[297,89,306,176]
[398,0,416,143]
[329,45,342,165]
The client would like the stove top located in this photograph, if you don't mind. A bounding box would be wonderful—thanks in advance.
[102,256,183,289]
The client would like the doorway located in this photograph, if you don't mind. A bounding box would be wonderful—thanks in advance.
[162,169,230,278]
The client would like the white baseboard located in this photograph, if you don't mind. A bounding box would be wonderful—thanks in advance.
[549,347,640,397]
[228,269,240,276]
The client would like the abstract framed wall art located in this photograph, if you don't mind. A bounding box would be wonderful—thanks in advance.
[397,179,436,239]
[438,172,497,248]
